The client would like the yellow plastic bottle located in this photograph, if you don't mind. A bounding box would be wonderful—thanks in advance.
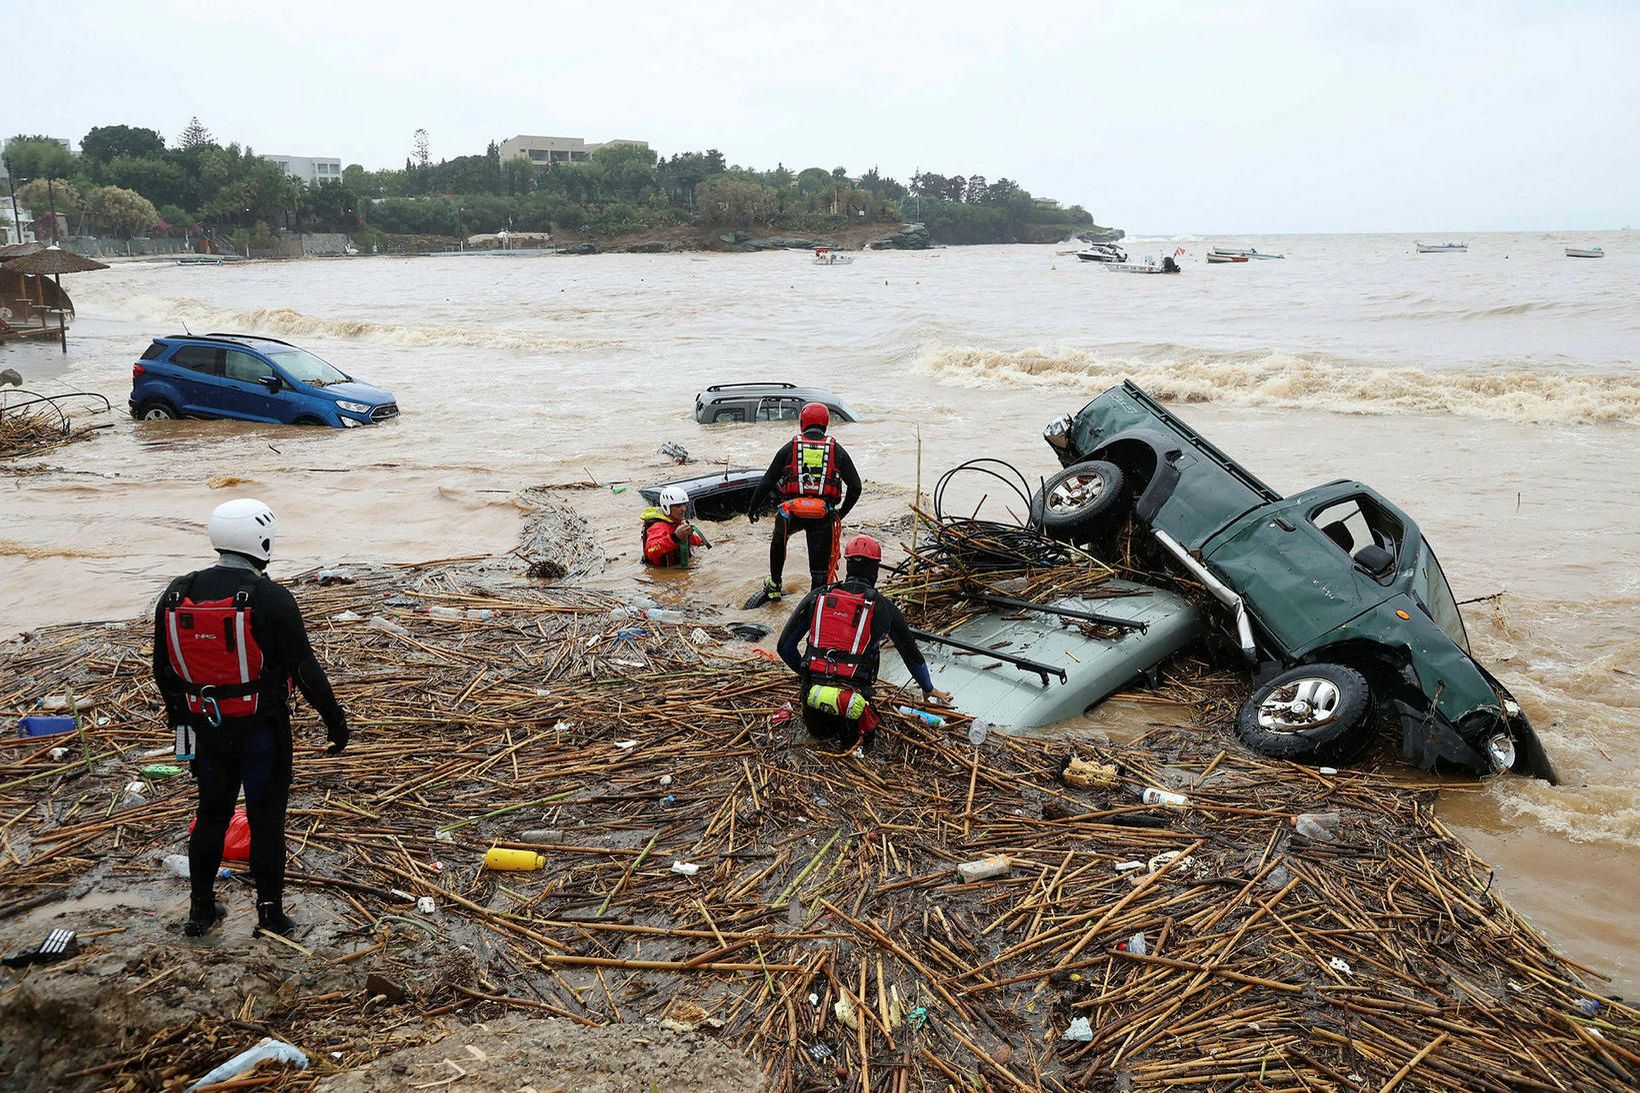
[484,847,546,871]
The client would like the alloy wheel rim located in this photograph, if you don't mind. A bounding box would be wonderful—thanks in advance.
[1048,473,1105,514]
[1257,677,1343,733]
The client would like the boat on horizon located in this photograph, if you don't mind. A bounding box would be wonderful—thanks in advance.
[813,247,853,265]
[1210,247,1284,260]
[1075,243,1128,263]
[1106,256,1182,275]
[1565,246,1604,259]
[1416,241,1467,253]
[1206,253,1249,264]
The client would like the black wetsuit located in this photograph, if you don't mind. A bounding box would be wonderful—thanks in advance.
[153,563,346,919]
[746,428,863,590]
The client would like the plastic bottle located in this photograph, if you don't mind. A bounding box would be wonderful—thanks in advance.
[644,607,684,623]
[427,606,463,620]
[184,1037,307,1090]
[1291,812,1341,842]
[466,608,494,621]
[968,718,990,746]
[899,706,944,728]
[483,848,545,871]
[163,854,233,880]
[367,615,409,638]
[1140,787,1189,808]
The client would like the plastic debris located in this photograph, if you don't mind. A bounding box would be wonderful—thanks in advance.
[613,740,638,750]
[416,896,437,914]
[808,993,820,1006]
[807,1043,834,1061]
[163,854,233,880]
[1318,766,1339,775]
[520,828,564,844]
[1141,787,1190,808]
[2,928,79,968]
[899,706,944,728]
[690,627,713,645]
[661,794,678,806]
[1064,756,1119,788]
[49,747,68,761]
[1120,931,1148,956]
[967,717,990,746]
[366,615,409,638]
[670,860,700,876]
[1062,1016,1094,1042]
[907,1006,929,1030]
[957,855,1011,882]
[834,995,861,1029]
[330,610,364,622]
[1115,860,1145,873]
[185,1037,308,1091]
[140,763,184,778]
[1329,957,1353,976]
[1147,851,1195,875]
[659,441,691,463]
[644,607,685,623]
[659,774,674,786]
[1576,998,1603,1016]
[1292,812,1342,842]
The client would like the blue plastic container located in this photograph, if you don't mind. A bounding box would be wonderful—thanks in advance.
[18,716,77,738]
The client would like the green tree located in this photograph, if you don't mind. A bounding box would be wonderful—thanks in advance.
[102,155,189,209]
[177,116,214,150]
[80,125,167,164]
[3,135,75,179]
[15,179,83,219]
[696,176,774,228]
[589,142,658,202]
[85,185,161,238]
[796,167,831,196]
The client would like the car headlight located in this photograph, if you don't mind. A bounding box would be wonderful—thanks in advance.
[340,416,361,428]
[1485,732,1516,772]
[1043,414,1073,448]
[335,400,371,414]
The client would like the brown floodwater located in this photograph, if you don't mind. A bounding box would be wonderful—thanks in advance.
[2,233,1636,990]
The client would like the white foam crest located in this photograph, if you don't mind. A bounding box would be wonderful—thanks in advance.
[106,295,617,353]
[914,345,1640,425]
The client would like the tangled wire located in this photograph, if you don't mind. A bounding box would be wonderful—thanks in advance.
[913,458,1081,571]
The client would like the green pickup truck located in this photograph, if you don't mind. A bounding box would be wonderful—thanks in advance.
[1035,381,1556,782]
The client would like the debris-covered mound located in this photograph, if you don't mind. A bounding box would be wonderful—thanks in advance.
[2,561,1636,1091]
[0,390,112,461]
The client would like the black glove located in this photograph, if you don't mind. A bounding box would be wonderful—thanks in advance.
[326,715,350,756]
[747,507,761,525]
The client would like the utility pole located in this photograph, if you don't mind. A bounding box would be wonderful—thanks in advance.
[4,158,22,246]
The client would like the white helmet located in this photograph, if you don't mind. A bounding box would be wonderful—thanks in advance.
[658,486,689,509]
[209,498,277,564]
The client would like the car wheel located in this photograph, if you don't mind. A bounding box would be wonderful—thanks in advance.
[1030,460,1128,541]
[134,399,178,421]
[1236,663,1374,765]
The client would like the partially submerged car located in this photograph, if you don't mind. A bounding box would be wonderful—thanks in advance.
[694,383,859,425]
[130,333,398,428]
[639,467,771,521]
[1029,380,1555,781]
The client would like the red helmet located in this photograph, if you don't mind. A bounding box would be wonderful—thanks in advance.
[843,534,882,561]
[799,402,830,432]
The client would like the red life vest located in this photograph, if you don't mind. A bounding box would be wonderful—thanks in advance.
[779,435,842,502]
[162,574,269,723]
[802,585,877,684]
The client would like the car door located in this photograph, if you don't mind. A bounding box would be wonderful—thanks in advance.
[165,345,225,417]
[218,348,289,423]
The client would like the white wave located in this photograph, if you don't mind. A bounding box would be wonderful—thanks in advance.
[914,345,1640,426]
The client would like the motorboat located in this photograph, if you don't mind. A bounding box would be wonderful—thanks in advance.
[1210,247,1284,260]
[1416,242,1467,253]
[1075,243,1128,263]
[813,248,853,265]
[1206,253,1249,264]
[1106,256,1181,275]
[1565,246,1604,259]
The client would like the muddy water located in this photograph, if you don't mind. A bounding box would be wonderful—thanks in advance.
[2,233,1637,989]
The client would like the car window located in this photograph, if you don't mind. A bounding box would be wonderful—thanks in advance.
[140,342,165,361]
[170,346,223,375]
[1415,541,1470,652]
[268,348,349,386]
[1311,496,1403,565]
[224,349,274,385]
[757,398,801,421]
[714,408,746,423]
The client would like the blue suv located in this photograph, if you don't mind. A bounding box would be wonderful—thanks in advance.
[129,333,398,428]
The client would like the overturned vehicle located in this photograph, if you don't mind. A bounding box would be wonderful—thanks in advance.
[1023,381,1556,782]
[891,382,1554,782]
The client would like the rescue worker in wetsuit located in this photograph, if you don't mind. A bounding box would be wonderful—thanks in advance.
[641,485,707,568]
[777,534,951,748]
[746,402,862,602]
[153,498,348,939]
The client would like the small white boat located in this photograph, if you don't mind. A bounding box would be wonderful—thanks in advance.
[1210,247,1284,260]
[1075,243,1128,263]
[1206,253,1249,264]
[1415,242,1467,253]
[813,248,853,266]
[1105,256,1181,275]
[1565,246,1604,259]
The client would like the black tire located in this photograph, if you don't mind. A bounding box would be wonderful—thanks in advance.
[1029,460,1128,541]
[133,399,178,421]
[1236,663,1374,765]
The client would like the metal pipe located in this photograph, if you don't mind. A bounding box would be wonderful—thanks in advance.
[969,592,1147,633]
[1150,528,1258,663]
[910,628,1067,686]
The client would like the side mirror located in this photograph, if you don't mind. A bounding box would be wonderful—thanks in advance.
[261,375,282,392]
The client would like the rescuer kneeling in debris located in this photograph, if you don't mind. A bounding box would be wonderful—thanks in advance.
[776,534,951,749]
[154,499,349,939]
[641,485,707,568]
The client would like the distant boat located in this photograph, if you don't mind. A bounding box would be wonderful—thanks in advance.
[1206,253,1249,264]
[1210,247,1284,260]
[1565,246,1604,259]
[176,255,225,266]
[813,248,853,265]
[1106,256,1182,275]
[1075,243,1127,263]
[1416,242,1467,253]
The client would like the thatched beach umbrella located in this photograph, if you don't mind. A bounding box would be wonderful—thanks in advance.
[0,245,108,351]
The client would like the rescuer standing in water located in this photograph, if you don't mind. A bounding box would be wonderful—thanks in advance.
[745,402,862,606]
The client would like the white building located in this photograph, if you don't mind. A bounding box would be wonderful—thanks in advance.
[497,135,648,166]
[265,154,344,185]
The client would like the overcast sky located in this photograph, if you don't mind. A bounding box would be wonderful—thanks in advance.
[12,1,1637,233]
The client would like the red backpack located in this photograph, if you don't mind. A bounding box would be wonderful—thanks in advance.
[803,585,877,684]
[162,573,269,724]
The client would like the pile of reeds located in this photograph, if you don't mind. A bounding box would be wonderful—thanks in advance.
[2,561,1636,1091]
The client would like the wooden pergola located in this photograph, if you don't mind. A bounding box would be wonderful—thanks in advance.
[0,245,108,351]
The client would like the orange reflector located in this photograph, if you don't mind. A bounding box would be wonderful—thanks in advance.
[1396,610,1410,620]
